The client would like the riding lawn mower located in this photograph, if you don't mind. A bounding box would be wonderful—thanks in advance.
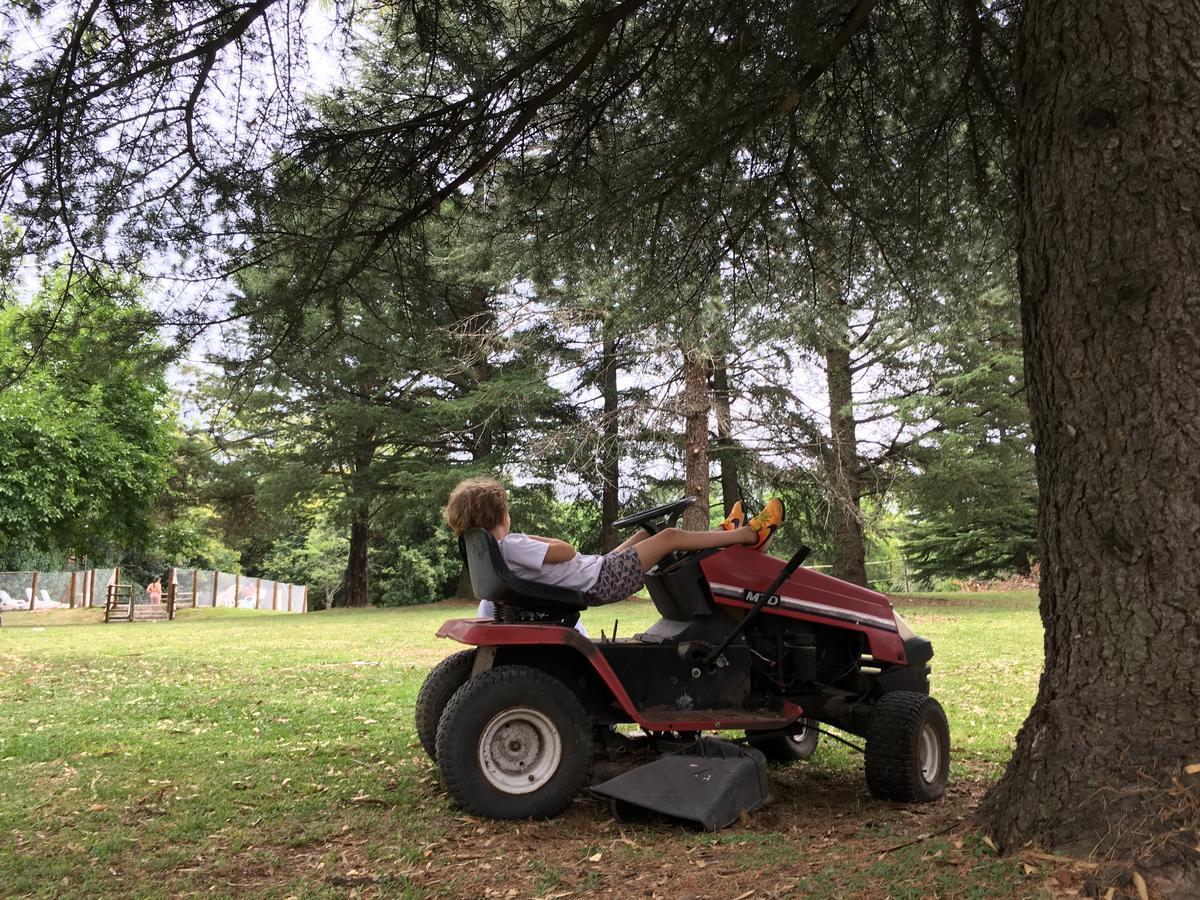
[415,497,950,825]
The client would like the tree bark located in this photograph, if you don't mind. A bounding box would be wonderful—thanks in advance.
[681,348,711,531]
[824,332,869,586]
[599,335,621,550]
[712,358,740,515]
[978,2,1200,887]
[337,427,375,608]
[453,566,475,600]
[338,499,371,607]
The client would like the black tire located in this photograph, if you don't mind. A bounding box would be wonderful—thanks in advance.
[436,665,592,819]
[415,650,476,760]
[747,718,820,763]
[864,691,951,802]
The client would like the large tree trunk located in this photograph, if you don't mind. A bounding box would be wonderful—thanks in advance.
[338,499,371,607]
[681,348,711,531]
[453,566,474,600]
[712,358,740,515]
[337,427,375,608]
[824,333,869,586]
[599,335,621,550]
[978,2,1200,888]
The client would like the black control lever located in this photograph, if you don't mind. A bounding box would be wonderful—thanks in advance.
[702,544,811,668]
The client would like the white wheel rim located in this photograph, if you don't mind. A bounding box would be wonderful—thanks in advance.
[918,723,941,783]
[790,724,809,746]
[478,707,562,795]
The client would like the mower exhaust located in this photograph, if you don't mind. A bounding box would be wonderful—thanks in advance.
[590,738,771,831]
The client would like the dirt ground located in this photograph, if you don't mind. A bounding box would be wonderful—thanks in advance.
[267,766,1101,899]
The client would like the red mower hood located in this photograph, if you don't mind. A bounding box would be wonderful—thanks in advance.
[701,545,900,634]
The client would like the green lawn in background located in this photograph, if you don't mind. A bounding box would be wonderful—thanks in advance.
[0,592,1044,898]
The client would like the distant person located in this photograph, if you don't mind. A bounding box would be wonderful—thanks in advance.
[148,577,163,605]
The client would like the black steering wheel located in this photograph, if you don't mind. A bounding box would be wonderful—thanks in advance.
[612,496,696,534]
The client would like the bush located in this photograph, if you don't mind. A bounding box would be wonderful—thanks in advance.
[375,546,443,606]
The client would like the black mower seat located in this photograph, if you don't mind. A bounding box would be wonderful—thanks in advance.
[459,528,589,617]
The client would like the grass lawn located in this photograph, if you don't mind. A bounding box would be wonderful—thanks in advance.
[0,592,1062,898]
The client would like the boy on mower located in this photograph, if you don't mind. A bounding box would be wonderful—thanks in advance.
[443,477,785,607]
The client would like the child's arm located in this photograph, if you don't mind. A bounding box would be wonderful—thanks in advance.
[525,535,577,562]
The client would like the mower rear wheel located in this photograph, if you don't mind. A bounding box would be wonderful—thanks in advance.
[864,692,950,802]
[747,718,819,763]
[436,665,591,819]
[415,649,476,760]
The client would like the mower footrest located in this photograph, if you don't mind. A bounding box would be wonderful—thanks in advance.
[636,706,797,732]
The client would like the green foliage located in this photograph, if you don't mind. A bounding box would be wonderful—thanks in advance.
[902,291,1037,582]
[206,172,567,605]
[0,266,174,564]
[0,4,1025,604]
[156,505,241,572]
[507,486,605,556]
[260,508,349,608]
[375,543,446,608]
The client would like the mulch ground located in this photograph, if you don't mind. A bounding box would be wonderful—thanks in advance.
[257,767,1101,899]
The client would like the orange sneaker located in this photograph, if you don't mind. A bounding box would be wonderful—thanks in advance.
[720,500,746,531]
[748,498,785,550]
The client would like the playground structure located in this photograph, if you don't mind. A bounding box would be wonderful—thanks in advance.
[0,567,309,617]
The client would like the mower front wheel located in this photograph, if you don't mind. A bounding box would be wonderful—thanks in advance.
[747,718,819,763]
[415,649,476,760]
[436,665,591,819]
[864,691,950,802]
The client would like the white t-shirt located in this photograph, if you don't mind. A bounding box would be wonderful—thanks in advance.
[499,533,603,592]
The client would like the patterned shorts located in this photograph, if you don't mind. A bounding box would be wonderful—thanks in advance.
[585,548,645,606]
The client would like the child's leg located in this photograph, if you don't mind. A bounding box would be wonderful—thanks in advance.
[631,526,757,573]
[614,502,744,552]
[613,528,651,552]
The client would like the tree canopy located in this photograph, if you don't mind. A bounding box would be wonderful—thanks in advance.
[0,266,173,565]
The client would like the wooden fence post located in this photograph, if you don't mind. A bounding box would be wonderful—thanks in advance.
[68,571,77,609]
[302,585,308,613]
[29,571,39,610]
[168,567,177,620]
[211,571,219,607]
[234,573,240,608]
[192,570,199,608]
[271,580,279,611]
[286,583,293,613]
[254,577,261,610]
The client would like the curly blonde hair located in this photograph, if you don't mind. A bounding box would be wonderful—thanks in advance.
[444,477,509,536]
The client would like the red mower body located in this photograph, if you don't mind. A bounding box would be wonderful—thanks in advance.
[437,616,806,732]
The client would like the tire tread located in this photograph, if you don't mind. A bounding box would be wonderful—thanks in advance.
[415,649,476,760]
[865,691,949,803]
